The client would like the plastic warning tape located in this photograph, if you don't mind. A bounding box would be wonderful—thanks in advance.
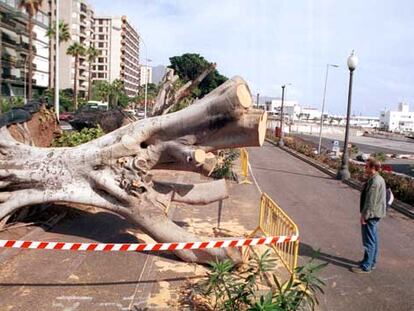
[0,236,299,252]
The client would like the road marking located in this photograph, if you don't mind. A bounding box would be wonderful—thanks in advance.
[248,161,262,194]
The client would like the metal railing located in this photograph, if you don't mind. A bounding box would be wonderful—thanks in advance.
[250,193,300,275]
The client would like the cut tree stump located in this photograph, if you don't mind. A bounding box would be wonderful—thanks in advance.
[0,76,267,264]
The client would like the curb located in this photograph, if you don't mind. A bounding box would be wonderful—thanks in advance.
[265,138,414,219]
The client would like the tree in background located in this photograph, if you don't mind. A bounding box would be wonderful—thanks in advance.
[109,79,124,108]
[86,46,100,100]
[92,80,110,103]
[47,20,71,42]
[66,42,86,110]
[47,20,71,91]
[169,53,227,98]
[18,0,43,101]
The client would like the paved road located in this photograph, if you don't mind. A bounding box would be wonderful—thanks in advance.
[0,209,158,310]
[295,133,414,155]
[249,143,414,311]
[295,133,414,177]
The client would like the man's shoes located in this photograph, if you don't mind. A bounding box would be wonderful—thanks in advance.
[371,265,376,270]
[351,267,372,274]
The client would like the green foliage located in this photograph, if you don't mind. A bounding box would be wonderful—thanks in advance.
[66,42,86,58]
[86,46,100,63]
[0,97,25,112]
[193,250,326,310]
[349,144,359,158]
[91,80,127,108]
[211,149,240,180]
[169,53,228,98]
[380,172,414,206]
[372,152,387,162]
[44,88,74,111]
[52,126,104,147]
[47,20,71,43]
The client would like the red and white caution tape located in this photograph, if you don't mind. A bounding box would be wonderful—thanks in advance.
[0,236,298,252]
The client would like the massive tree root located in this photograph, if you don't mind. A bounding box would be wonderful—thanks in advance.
[0,76,267,264]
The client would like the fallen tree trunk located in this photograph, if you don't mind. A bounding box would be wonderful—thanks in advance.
[0,76,267,264]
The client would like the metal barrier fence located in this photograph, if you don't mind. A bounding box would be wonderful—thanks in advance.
[250,192,300,275]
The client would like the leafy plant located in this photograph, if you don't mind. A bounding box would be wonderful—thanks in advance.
[52,126,104,147]
[0,97,25,113]
[372,152,387,162]
[191,250,327,311]
[211,149,240,180]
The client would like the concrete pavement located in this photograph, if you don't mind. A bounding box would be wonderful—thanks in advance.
[249,143,414,311]
[0,169,265,310]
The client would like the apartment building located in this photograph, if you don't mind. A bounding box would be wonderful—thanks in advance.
[0,0,50,99]
[93,16,140,96]
[50,0,94,95]
[139,64,152,86]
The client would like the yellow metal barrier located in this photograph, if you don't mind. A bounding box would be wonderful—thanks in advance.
[250,193,300,275]
[239,148,252,184]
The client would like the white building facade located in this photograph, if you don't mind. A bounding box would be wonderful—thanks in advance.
[92,16,140,96]
[265,99,301,121]
[380,102,414,133]
[139,65,152,86]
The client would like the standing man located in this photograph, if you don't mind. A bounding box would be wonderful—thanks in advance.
[352,158,386,273]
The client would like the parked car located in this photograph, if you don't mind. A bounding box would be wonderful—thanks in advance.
[59,111,73,122]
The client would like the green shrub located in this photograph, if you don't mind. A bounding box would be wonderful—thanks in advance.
[0,97,24,113]
[381,172,414,206]
[372,152,387,162]
[52,126,104,147]
[211,149,240,180]
[189,250,326,310]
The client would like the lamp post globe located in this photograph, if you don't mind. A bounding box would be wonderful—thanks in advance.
[337,51,358,180]
[347,50,358,71]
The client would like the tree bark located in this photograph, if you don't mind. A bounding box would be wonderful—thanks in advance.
[151,64,216,116]
[0,76,267,264]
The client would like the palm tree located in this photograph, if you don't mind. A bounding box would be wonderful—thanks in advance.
[47,20,71,42]
[86,46,100,100]
[110,79,124,108]
[18,0,43,101]
[96,80,111,103]
[66,42,86,110]
[47,21,71,91]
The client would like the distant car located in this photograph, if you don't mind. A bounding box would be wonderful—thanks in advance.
[356,153,370,162]
[59,111,73,122]
[85,101,109,111]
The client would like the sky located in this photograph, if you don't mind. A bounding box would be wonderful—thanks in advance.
[89,0,414,116]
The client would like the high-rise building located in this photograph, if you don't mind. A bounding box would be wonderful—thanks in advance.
[139,64,152,86]
[92,16,140,96]
[51,0,94,95]
[1,0,50,99]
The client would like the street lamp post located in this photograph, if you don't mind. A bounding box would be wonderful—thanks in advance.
[143,58,151,118]
[317,63,339,155]
[278,84,288,147]
[337,51,358,180]
[55,0,60,121]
